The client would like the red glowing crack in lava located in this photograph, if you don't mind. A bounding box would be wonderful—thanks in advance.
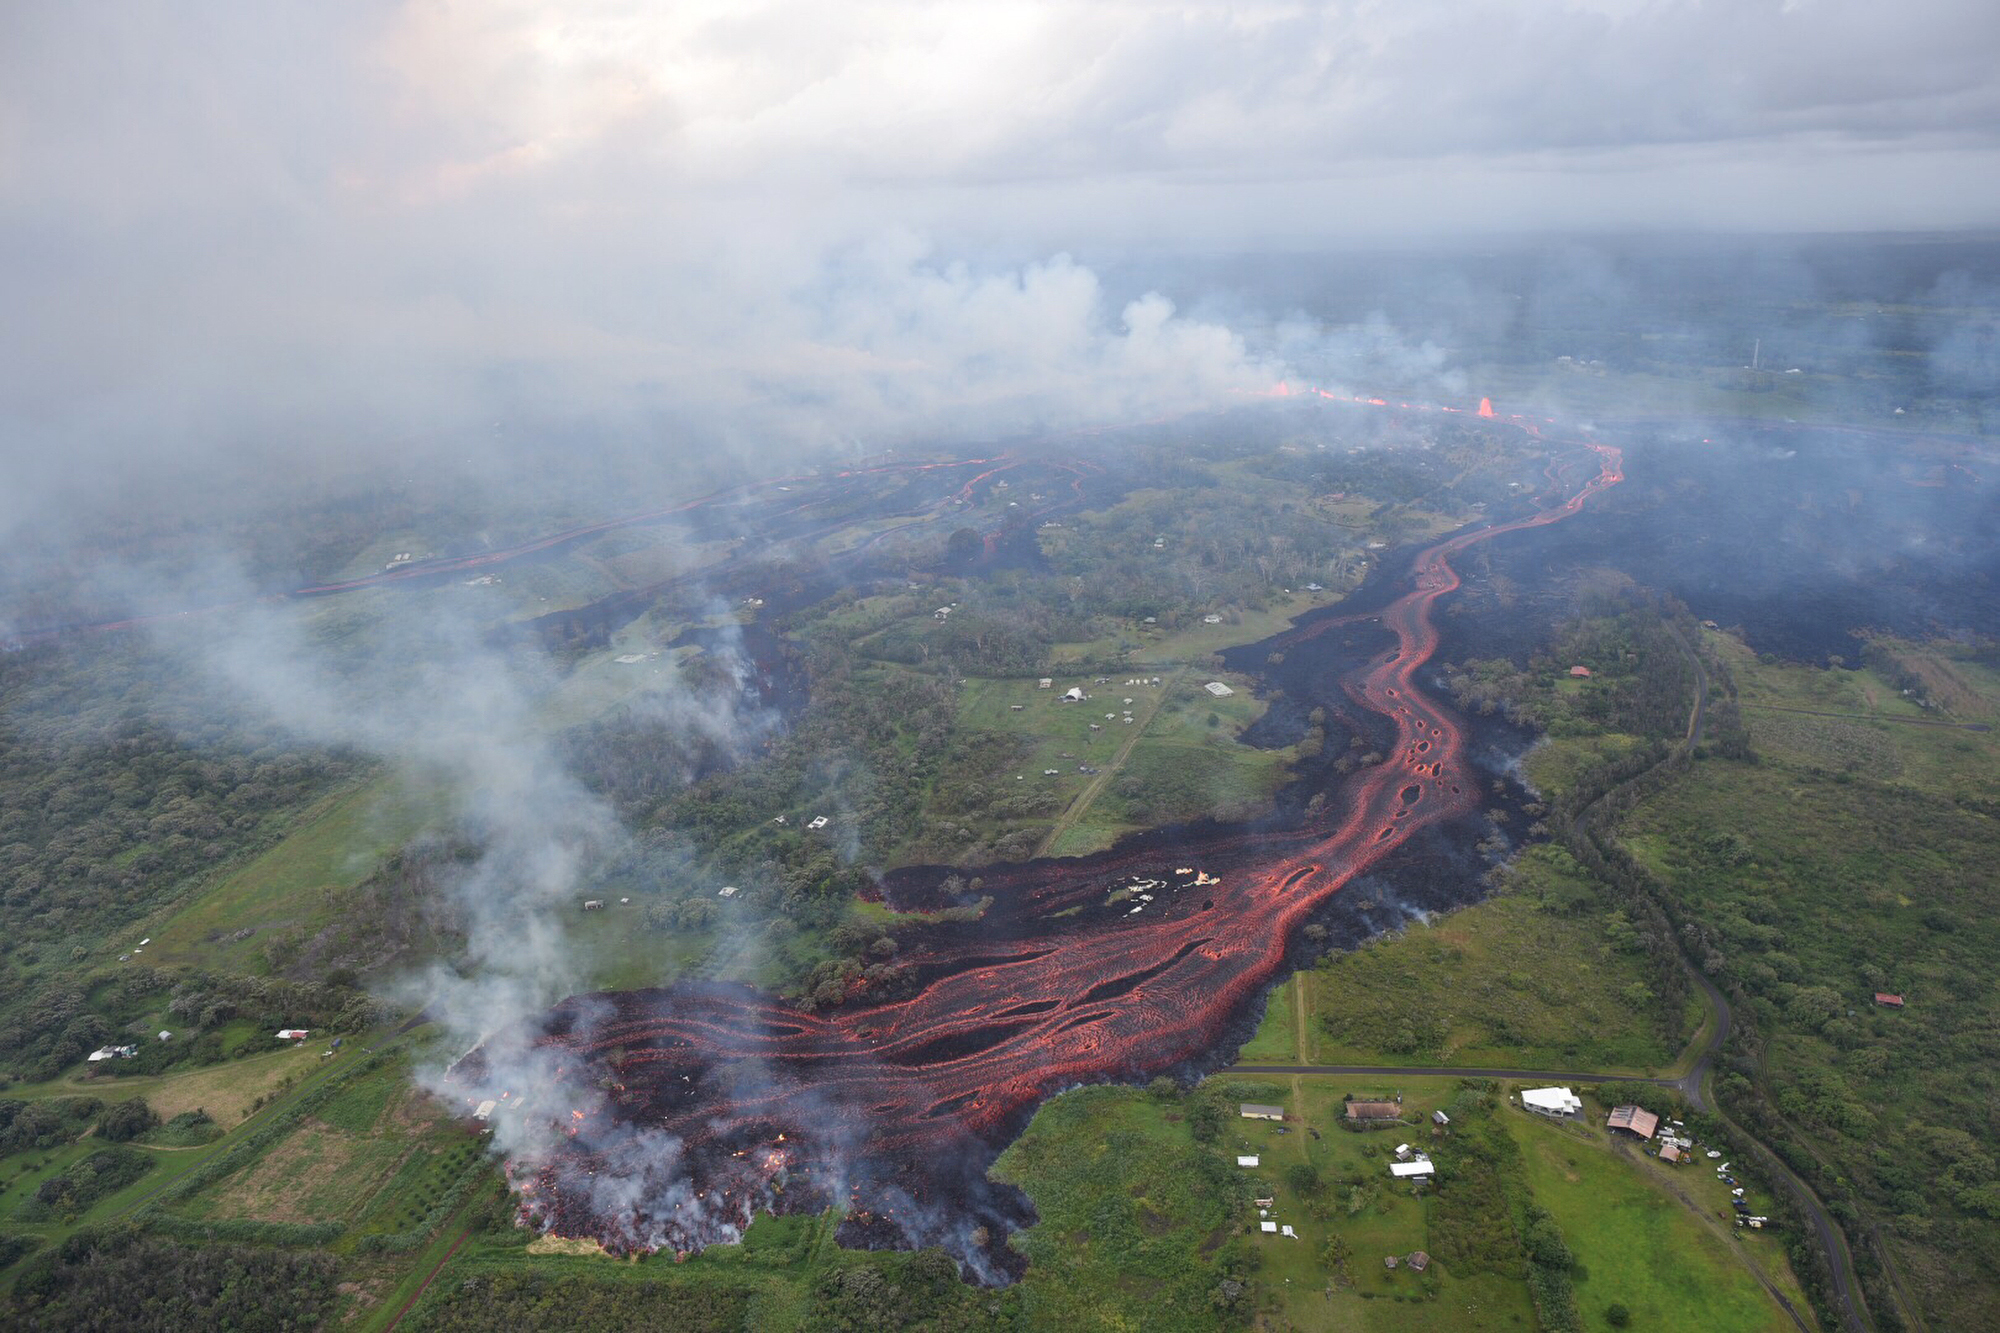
[459,401,1623,1272]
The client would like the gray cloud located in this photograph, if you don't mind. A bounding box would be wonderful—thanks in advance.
[3,2,1997,548]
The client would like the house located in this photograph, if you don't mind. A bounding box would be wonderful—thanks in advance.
[1607,1105,1661,1140]
[1281,1225,1297,1238]
[717,885,740,898]
[157,1031,172,1042]
[1875,993,1905,1008]
[583,899,605,911]
[1406,1251,1430,1272]
[1236,1155,1260,1168]
[1203,614,1222,624]
[1660,1144,1684,1163]
[1038,678,1054,689]
[1384,1256,1399,1270]
[1432,1110,1450,1126]
[87,1046,136,1063]
[1240,1104,1285,1121]
[1521,1087,1583,1117]
[276,1029,311,1041]
[1390,1160,1435,1178]
[808,816,829,830]
[473,1099,497,1122]
[1345,1099,1402,1123]
[1394,1143,1413,1160]
[1261,1220,1278,1233]
[1204,681,1235,698]
[1569,665,1593,678]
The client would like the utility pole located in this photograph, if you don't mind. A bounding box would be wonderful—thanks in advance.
[1752,337,1760,371]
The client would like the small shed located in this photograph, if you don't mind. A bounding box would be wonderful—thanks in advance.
[1406,1251,1430,1272]
[1236,1155,1260,1168]
[1038,678,1054,689]
[1260,1220,1278,1233]
[1874,992,1905,1008]
[1204,681,1235,697]
[583,899,605,910]
[1432,1110,1450,1126]
[1062,687,1085,702]
[1569,665,1593,678]
[1239,1104,1285,1121]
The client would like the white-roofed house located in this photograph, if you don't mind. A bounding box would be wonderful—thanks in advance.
[1521,1086,1583,1117]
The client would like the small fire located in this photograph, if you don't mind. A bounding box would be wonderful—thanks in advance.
[1477,397,1495,418]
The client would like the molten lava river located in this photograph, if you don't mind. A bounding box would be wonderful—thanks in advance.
[454,436,1624,1279]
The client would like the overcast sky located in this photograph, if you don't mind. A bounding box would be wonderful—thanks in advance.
[5,1,1999,540]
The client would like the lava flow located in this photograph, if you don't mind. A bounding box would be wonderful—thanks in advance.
[455,434,1624,1279]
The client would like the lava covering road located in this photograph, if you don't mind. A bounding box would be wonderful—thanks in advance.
[453,433,1623,1280]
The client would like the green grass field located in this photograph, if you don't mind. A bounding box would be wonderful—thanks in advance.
[139,775,443,973]
[1506,1108,1802,1332]
[1298,848,1681,1073]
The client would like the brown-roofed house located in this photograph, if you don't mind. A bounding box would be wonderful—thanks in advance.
[1606,1105,1661,1140]
[1875,993,1905,1008]
[1345,1100,1402,1123]
[1660,1144,1683,1163]
[1569,665,1593,678]
[1406,1251,1431,1272]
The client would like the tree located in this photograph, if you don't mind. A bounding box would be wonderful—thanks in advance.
[95,1098,158,1143]
[1606,1302,1632,1326]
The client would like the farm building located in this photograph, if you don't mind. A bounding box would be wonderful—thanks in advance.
[1521,1087,1583,1117]
[1607,1105,1661,1140]
[1345,1099,1402,1123]
[1062,687,1085,701]
[1240,1103,1285,1121]
[275,1029,311,1041]
[1389,1160,1435,1178]
[1204,681,1235,697]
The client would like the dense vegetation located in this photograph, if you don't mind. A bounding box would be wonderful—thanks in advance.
[413,1271,756,1332]
[7,1228,337,1331]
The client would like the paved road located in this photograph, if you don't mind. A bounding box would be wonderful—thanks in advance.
[1234,1063,1674,1084]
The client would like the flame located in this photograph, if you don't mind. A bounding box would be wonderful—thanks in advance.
[1477,397,1495,418]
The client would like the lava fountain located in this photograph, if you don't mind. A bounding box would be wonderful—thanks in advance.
[453,435,1624,1279]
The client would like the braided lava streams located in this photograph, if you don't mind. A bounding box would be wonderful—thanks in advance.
[459,439,1623,1277]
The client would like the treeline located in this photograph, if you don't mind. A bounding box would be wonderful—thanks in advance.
[6,1227,337,1331]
